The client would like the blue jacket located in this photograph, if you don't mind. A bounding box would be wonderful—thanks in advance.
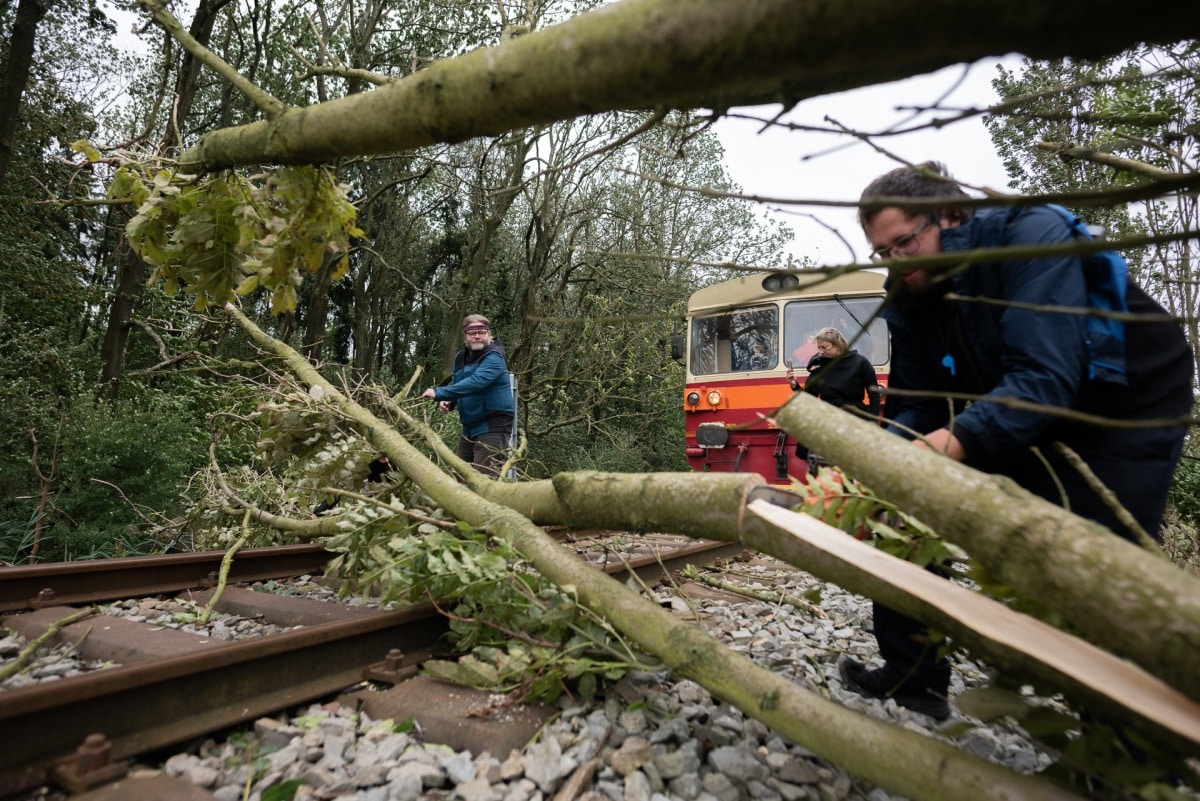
[883,205,1192,466]
[434,342,515,438]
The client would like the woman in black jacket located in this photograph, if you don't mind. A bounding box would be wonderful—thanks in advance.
[786,327,880,464]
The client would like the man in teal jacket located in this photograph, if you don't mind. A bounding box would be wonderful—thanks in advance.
[423,314,516,477]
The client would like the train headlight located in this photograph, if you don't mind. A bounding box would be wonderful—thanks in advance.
[686,391,701,407]
[706,390,722,407]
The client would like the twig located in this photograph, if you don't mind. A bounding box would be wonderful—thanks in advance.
[689,570,825,618]
[89,479,161,528]
[0,608,97,682]
[200,509,251,626]
[1052,442,1163,555]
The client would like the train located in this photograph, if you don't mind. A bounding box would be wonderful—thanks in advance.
[681,269,890,483]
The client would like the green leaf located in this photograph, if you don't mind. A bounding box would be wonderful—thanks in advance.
[262,778,306,801]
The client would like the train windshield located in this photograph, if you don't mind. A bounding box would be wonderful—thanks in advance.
[689,304,778,375]
[785,297,889,368]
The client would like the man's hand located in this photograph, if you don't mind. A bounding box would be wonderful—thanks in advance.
[915,428,965,460]
[421,388,436,399]
[438,401,451,413]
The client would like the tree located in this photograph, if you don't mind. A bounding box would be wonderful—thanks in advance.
[158,0,1200,171]
[987,43,1200,377]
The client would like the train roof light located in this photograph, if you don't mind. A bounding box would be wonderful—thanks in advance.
[761,273,800,293]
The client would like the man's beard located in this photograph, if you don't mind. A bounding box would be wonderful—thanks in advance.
[893,275,951,314]
[467,341,487,351]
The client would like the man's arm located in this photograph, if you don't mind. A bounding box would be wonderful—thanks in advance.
[433,351,508,401]
[947,208,1089,461]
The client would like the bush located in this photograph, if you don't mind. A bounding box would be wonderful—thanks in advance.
[0,385,228,563]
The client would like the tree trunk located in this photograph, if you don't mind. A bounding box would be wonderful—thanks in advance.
[97,244,148,401]
[0,0,54,190]
[161,0,235,149]
[301,252,336,363]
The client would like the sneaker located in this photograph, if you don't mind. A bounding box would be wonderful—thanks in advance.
[837,656,951,721]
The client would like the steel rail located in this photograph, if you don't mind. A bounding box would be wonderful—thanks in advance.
[0,536,746,797]
[0,544,332,613]
[0,604,449,797]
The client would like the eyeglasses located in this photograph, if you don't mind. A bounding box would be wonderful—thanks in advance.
[464,328,490,337]
[869,220,932,262]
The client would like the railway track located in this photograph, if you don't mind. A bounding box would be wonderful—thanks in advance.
[0,532,745,799]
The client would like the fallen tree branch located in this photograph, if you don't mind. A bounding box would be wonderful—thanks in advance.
[224,302,1084,801]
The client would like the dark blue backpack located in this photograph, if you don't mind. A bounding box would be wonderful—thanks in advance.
[1044,204,1129,386]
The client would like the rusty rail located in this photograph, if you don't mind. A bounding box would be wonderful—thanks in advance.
[0,544,331,613]
[0,536,745,797]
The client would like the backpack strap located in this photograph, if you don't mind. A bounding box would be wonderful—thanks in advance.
[1044,204,1129,385]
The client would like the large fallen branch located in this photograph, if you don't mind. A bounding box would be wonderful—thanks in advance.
[770,394,1200,703]
[166,0,1200,170]
[469,404,1200,751]
[225,302,1084,801]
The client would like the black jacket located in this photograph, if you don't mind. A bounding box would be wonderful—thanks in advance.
[800,349,880,415]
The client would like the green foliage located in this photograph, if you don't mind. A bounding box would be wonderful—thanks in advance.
[325,513,650,703]
[790,466,967,567]
[1167,447,1200,530]
[261,778,306,801]
[118,164,362,314]
[45,393,211,559]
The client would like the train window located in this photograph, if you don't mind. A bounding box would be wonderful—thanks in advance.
[690,305,778,375]
[785,298,889,367]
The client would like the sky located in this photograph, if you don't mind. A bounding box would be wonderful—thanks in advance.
[712,56,1024,267]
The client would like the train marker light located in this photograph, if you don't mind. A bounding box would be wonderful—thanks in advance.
[761,272,800,293]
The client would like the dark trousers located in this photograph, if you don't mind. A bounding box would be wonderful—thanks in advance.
[873,422,1187,694]
[455,430,509,478]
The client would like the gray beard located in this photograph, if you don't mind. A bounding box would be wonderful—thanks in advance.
[467,341,487,352]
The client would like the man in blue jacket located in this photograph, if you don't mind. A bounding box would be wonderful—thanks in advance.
[838,161,1194,720]
[422,314,516,477]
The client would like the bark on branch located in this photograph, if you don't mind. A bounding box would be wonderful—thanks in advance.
[177,0,1200,170]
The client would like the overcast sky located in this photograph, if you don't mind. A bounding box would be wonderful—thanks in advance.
[712,56,1024,267]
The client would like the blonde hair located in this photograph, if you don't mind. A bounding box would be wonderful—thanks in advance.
[812,327,848,354]
[462,313,491,330]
